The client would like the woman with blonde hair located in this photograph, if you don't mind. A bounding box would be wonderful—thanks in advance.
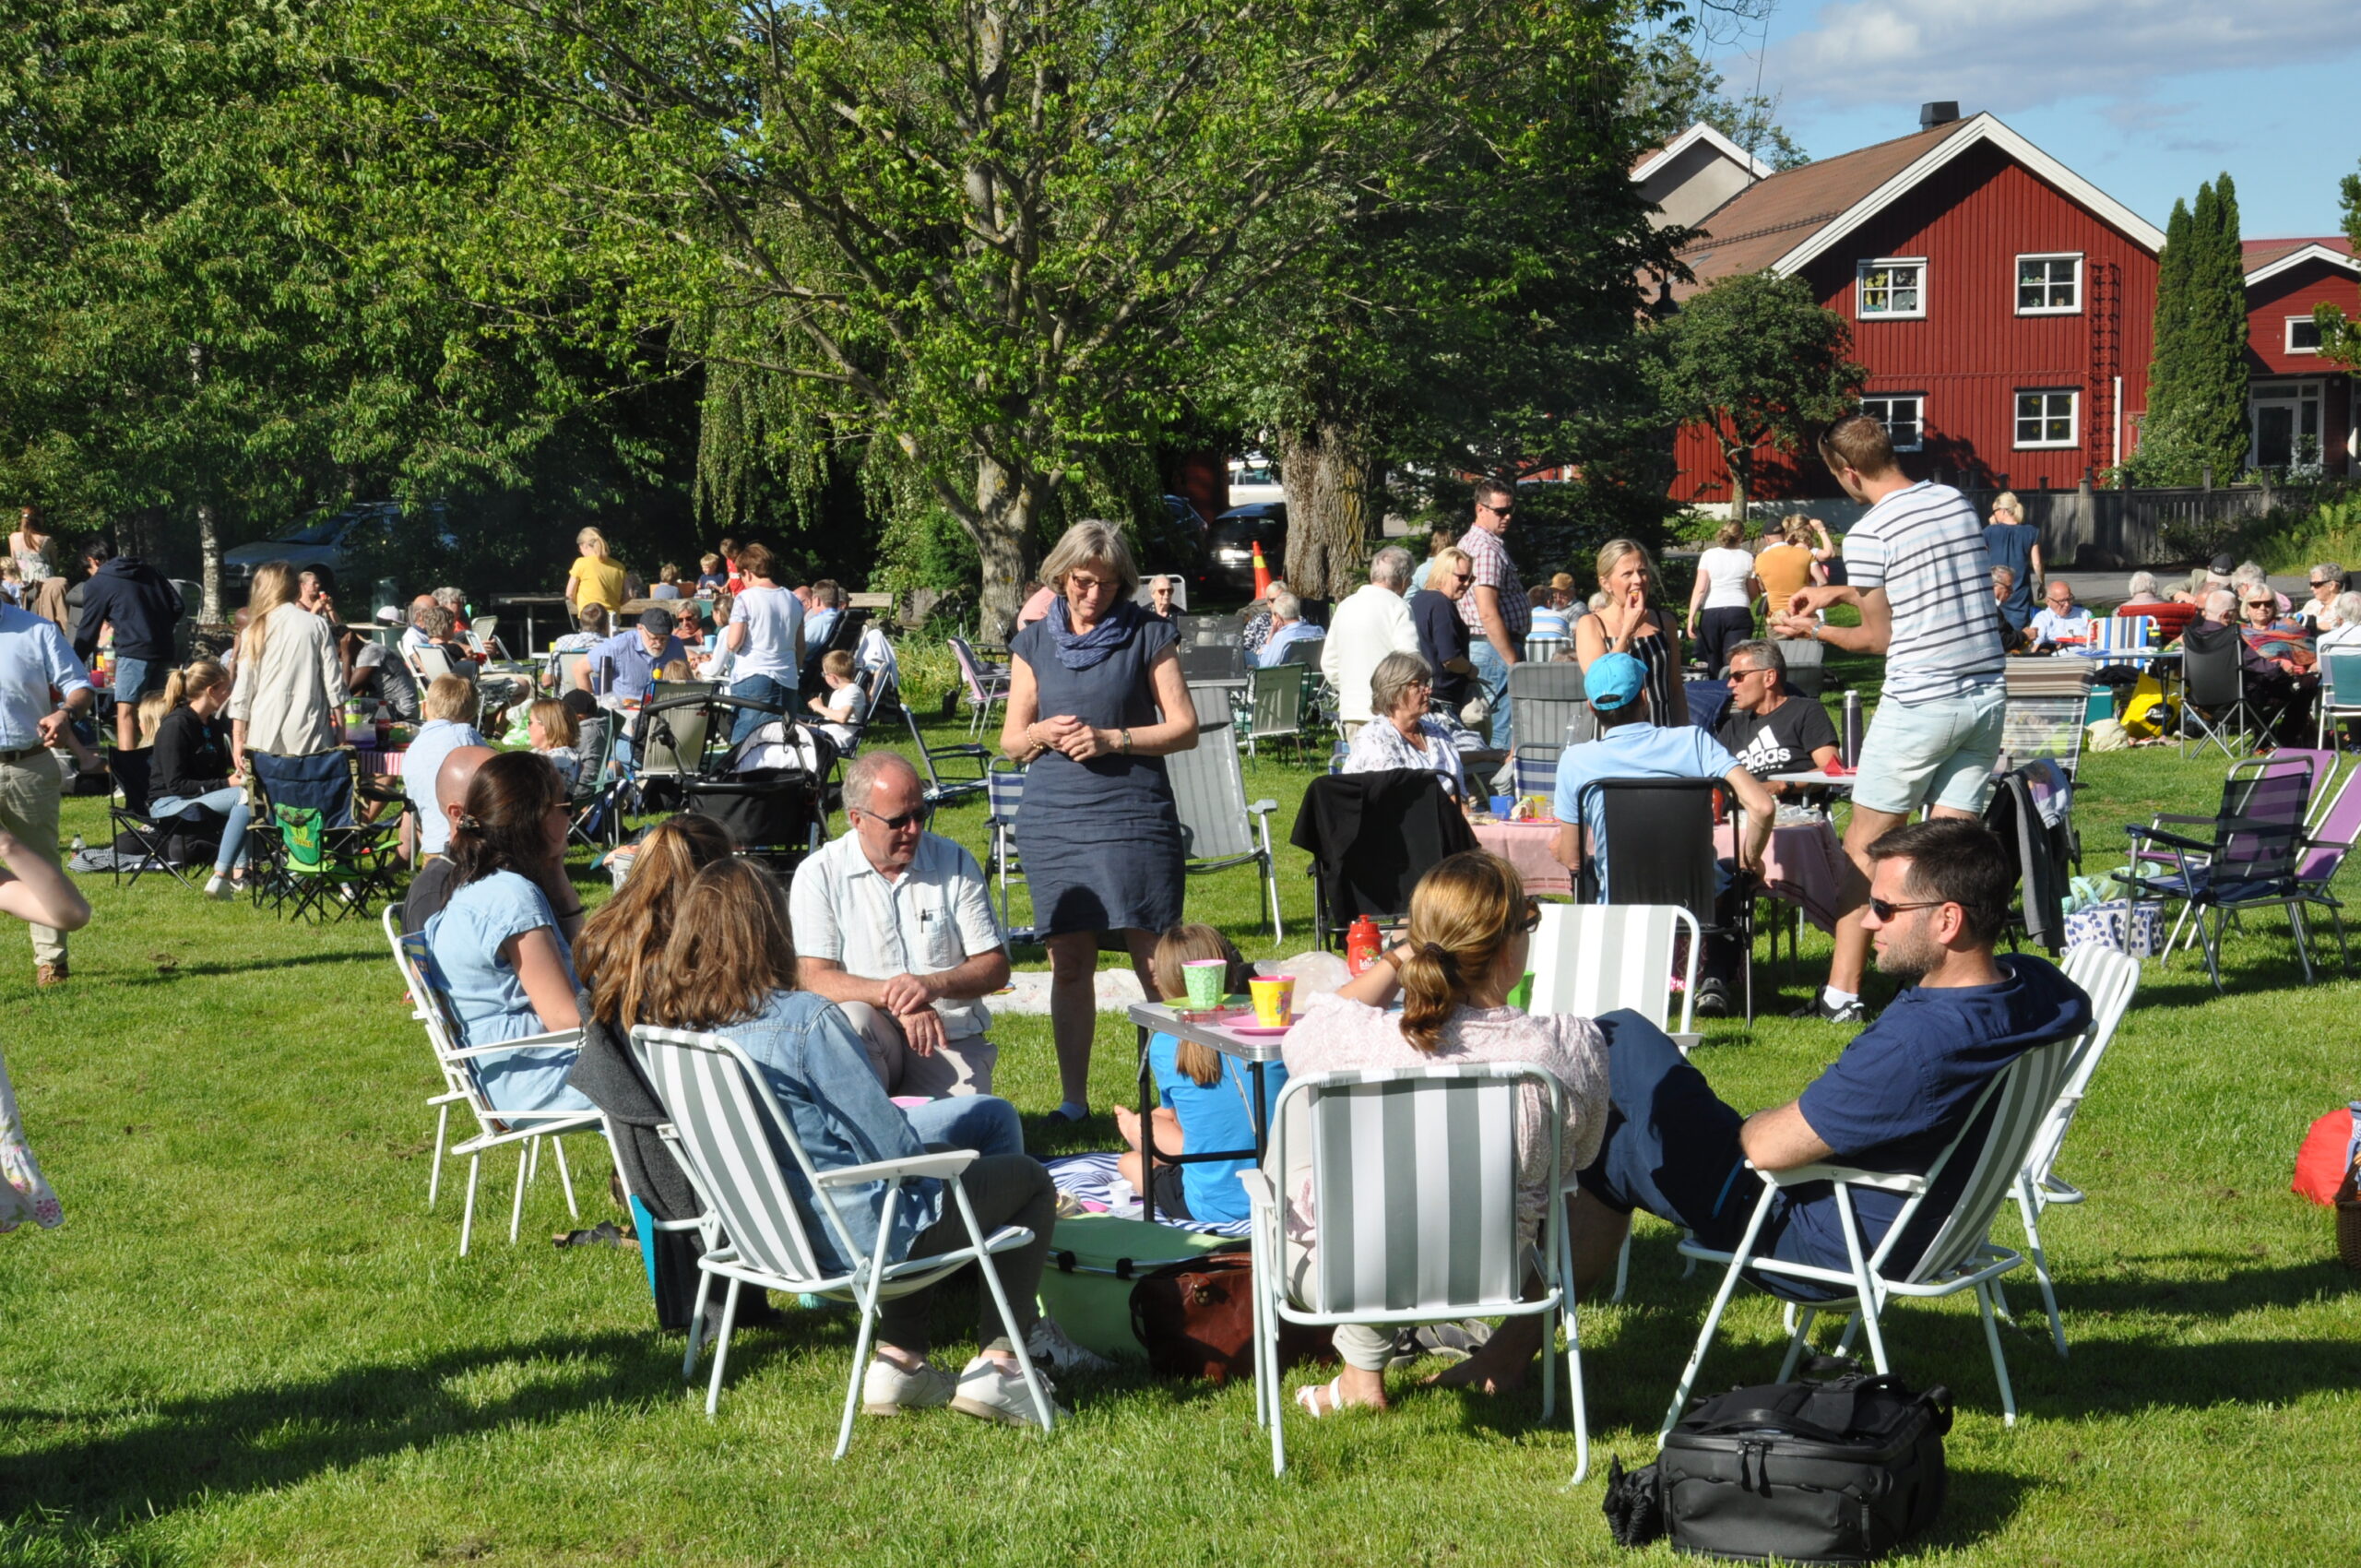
[1279,851,1608,1416]
[1686,518,1762,678]
[1002,518,1198,1123]
[1984,492,2041,633]
[1573,538,1687,725]
[564,527,628,622]
[225,561,343,774]
[148,659,253,898]
[1755,516,1821,618]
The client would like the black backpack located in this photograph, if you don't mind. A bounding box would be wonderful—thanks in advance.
[1604,1366,1952,1563]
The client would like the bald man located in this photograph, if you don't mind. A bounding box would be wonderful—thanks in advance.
[400,743,495,936]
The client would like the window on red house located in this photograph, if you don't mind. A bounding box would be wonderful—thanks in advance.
[1861,394,1926,452]
[2016,255,2082,314]
[2014,390,2079,448]
[1857,259,1927,319]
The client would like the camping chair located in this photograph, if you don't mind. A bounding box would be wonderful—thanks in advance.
[947,636,1009,738]
[2177,630,2271,760]
[554,650,589,695]
[2318,652,2361,750]
[1778,634,1828,699]
[1177,640,1247,683]
[1169,719,1283,938]
[2291,761,2361,971]
[1574,777,1755,1023]
[2092,614,2154,658]
[633,685,718,790]
[629,1025,1056,1448]
[1510,746,1558,804]
[248,751,401,921]
[2116,754,2317,991]
[383,905,474,1214]
[1242,664,1306,761]
[1240,1063,1587,1479]
[1523,635,1570,664]
[984,764,1031,940]
[391,928,599,1254]
[1999,660,2094,777]
[1509,661,1595,754]
[900,703,991,806]
[1292,770,1475,950]
[106,747,206,892]
[2007,943,2139,1359]
[1661,1033,2080,1435]
[469,615,502,658]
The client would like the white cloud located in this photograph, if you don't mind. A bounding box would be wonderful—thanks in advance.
[1768,0,2361,111]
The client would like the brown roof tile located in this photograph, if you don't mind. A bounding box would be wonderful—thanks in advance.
[2244,236,2354,274]
[1669,124,1961,296]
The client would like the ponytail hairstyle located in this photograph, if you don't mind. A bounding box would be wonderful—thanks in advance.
[448,751,568,891]
[1715,518,1748,549]
[576,814,734,1027]
[173,658,230,708]
[1396,851,1529,1055]
[1148,922,1247,1087]
[238,563,299,671]
[639,857,798,1031]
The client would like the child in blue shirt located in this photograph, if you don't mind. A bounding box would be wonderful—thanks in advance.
[1114,924,1287,1226]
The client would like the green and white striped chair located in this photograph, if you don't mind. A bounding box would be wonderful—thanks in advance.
[629,1025,1057,1455]
[1240,1063,1589,1480]
[1661,1032,2080,1437]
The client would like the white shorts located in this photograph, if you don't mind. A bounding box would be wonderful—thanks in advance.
[1852,684,2007,817]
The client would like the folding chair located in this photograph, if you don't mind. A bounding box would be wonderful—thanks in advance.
[1523,636,1570,664]
[1240,1063,1587,1479]
[383,905,473,1213]
[1509,662,1595,754]
[1242,664,1306,761]
[2319,651,2361,750]
[1777,633,1828,699]
[2177,629,2272,760]
[900,703,991,806]
[1575,777,1755,1022]
[983,764,1031,940]
[248,751,402,922]
[2116,754,2316,991]
[391,929,599,1254]
[1169,719,1283,938]
[1999,660,2094,777]
[106,748,205,892]
[948,636,1009,738]
[2291,761,2361,971]
[631,1025,1056,1449]
[1291,770,1475,950]
[1510,746,1558,804]
[1661,1034,2079,1434]
[2009,943,2139,1358]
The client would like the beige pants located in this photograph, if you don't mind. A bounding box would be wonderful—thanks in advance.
[839,1001,995,1098]
[0,750,66,966]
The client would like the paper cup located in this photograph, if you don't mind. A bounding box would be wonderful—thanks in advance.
[1181,958,1227,1010]
[1248,975,1295,1028]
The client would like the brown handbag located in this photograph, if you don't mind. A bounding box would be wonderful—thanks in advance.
[1127,1252,1335,1384]
[2336,1152,2361,1273]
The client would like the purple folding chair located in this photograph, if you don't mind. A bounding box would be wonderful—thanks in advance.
[2294,764,2361,972]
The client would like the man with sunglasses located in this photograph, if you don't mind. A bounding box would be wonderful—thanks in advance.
[789,752,1011,1097]
[1565,819,2089,1301]
[1716,639,1839,787]
[1457,479,1530,747]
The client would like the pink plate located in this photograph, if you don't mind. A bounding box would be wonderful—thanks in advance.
[1218,1010,1299,1037]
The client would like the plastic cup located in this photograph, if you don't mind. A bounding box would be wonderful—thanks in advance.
[1180,958,1227,1011]
[1249,974,1295,1028]
[1489,794,1514,819]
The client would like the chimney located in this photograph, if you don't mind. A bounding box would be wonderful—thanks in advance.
[1919,101,1961,132]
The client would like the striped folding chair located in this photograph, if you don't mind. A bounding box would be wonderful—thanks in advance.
[1510,745,1558,803]
[1661,1034,2080,1436]
[2093,613,2153,656]
[983,764,1030,938]
[630,1025,1055,1453]
[1240,1063,1588,1480]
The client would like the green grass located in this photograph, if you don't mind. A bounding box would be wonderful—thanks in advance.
[1,707,2358,1565]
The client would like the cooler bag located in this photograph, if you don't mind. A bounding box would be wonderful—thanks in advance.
[1035,1215,1238,1362]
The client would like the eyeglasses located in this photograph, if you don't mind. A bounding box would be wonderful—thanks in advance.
[1868,897,1945,921]
[856,803,933,832]
[2313,579,2333,588]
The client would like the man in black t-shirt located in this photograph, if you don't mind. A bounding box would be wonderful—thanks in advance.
[1715,638,1840,790]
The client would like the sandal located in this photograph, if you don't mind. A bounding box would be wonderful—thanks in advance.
[1294,1377,1347,1419]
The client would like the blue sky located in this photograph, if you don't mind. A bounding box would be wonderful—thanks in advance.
[1708,0,2361,240]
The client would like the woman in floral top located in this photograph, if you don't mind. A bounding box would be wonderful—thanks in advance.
[1339,651,1466,799]
[0,826,91,1231]
[1279,850,1606,1418]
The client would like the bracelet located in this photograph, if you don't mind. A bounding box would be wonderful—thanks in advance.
[552,903,586,918]
[1120,727,1133,754]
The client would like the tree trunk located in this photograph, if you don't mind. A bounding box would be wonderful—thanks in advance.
[1278,420,1381,601]
[971,454,1038,643]
[197,501,222,623]
[1726,449,1752,525]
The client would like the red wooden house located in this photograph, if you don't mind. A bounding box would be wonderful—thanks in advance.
[2242,237,2361,475]
[1655,107,2165,506]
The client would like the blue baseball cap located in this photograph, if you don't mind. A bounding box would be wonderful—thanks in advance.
[1586,651,1647,711]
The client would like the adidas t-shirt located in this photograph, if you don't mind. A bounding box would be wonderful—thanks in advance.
[1717,695,1839,779]
[1842,481,2004,704]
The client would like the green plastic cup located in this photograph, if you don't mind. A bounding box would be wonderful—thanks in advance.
[1181,958,1227,1011]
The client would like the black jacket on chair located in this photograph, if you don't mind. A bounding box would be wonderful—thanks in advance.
[564,998,712,1332]
[1290,768,1477,940]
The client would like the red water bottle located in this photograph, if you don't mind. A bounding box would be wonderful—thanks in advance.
[374,701,392,748]
[1346,914,1382,976]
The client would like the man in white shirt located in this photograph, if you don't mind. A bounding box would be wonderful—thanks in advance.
[1320,545,1421,731]
[2025,580,2094,648]
[789,753,1011,1096]
[0,603,94,985]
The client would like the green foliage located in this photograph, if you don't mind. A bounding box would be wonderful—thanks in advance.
[2311,165,2361,370]
[2132,175,2248,486]
[1652,271,1866,516]
[1624,32,1809,172]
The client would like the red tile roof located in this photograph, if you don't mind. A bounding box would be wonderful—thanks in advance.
[2244,236,2355,273]
[1670,124,1959,295]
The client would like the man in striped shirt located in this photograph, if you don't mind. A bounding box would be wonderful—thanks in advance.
[1771,415,2005,1023]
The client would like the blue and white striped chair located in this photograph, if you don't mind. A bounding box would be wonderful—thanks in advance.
[1510,745,1558,803]
[983,765,1032,940]
[1661,1032,2080,1436]
[2092,613,2154,656]
[1241,1063,1589,1480]
[631,1025,1057,1452]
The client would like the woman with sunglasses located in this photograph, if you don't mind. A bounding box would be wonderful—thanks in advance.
[1277,850,1608,1418]
[1408,545,1479,716]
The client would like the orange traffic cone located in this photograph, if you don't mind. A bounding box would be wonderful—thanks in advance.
[1252,540,1272,601]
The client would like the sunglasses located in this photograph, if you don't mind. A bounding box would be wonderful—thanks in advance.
[1868,897,1945,921]
[1516,896,1543,934]
[1482,503,1516,517]
[857,804,933,832]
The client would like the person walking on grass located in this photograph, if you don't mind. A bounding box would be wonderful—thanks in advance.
[0,596,94,987]
[0,825,89,1226]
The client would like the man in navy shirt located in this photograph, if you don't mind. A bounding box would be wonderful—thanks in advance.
[70,540,184,750]
[571,606,688,703]
[1566,818,2090,1300]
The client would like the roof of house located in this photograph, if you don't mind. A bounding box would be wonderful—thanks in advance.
[1670,113,2166,297]
[1631,122,1774,184]
[2244,236,2358,285]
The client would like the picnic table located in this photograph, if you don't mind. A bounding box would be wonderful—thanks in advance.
[1125,999,1286,1227]
[1715,818,1851,932]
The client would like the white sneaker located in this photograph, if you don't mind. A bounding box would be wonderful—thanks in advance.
[860,1353,955,1416]
[204,875,236,901]
[951,1356,1067,1430]
[1026,1315,1116,1377]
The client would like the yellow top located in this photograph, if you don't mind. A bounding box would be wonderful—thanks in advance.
[1754,543,1815,619]
[568,554,628,613]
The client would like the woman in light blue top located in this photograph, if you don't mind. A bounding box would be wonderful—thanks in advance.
[424,751,595,1114]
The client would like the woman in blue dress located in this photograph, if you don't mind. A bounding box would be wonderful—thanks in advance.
[1001,520,1199,1123]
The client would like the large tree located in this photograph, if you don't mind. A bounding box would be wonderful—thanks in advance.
[344,0,1558,635]
[1653,271,1864,518]
[2132,173,2248,483]
[2305,165,2361,373]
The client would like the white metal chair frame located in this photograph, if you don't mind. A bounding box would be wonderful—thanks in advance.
[2319,650,2361,750]
[1240,1063,1588,1481]
[382,906,470,1212]
[1169,718,1284,939]
[2010,944,2140,1358]
[1660,1034,2078,1437]
[629,1025,1055,1454]
[389,925,599,1253]
[949,636,1010,738]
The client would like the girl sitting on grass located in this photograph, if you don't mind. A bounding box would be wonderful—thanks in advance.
[1112,923,1287,1227]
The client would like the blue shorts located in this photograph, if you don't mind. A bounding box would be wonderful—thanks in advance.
[113,656,166,705]
[1851,683,2006,817]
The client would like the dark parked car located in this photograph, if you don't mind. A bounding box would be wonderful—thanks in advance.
[221,501,456,596]
[1203,503,1287,598]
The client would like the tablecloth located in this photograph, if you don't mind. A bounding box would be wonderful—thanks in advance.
[1716,819,1849,932]
[1472,817,1571,897]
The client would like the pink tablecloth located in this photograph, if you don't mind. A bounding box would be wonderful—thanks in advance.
[1717,820,1849,932]
[1472,818,1571,897]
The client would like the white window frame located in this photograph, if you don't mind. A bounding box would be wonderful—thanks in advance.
[2287,315,2323,354]
[1860,392,1927,453]
[2014,389,2080,449]
[1856,257,1928,320]
[2014,253,2083,315]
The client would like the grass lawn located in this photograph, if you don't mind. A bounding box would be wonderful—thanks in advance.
[1,697,2358,1565]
